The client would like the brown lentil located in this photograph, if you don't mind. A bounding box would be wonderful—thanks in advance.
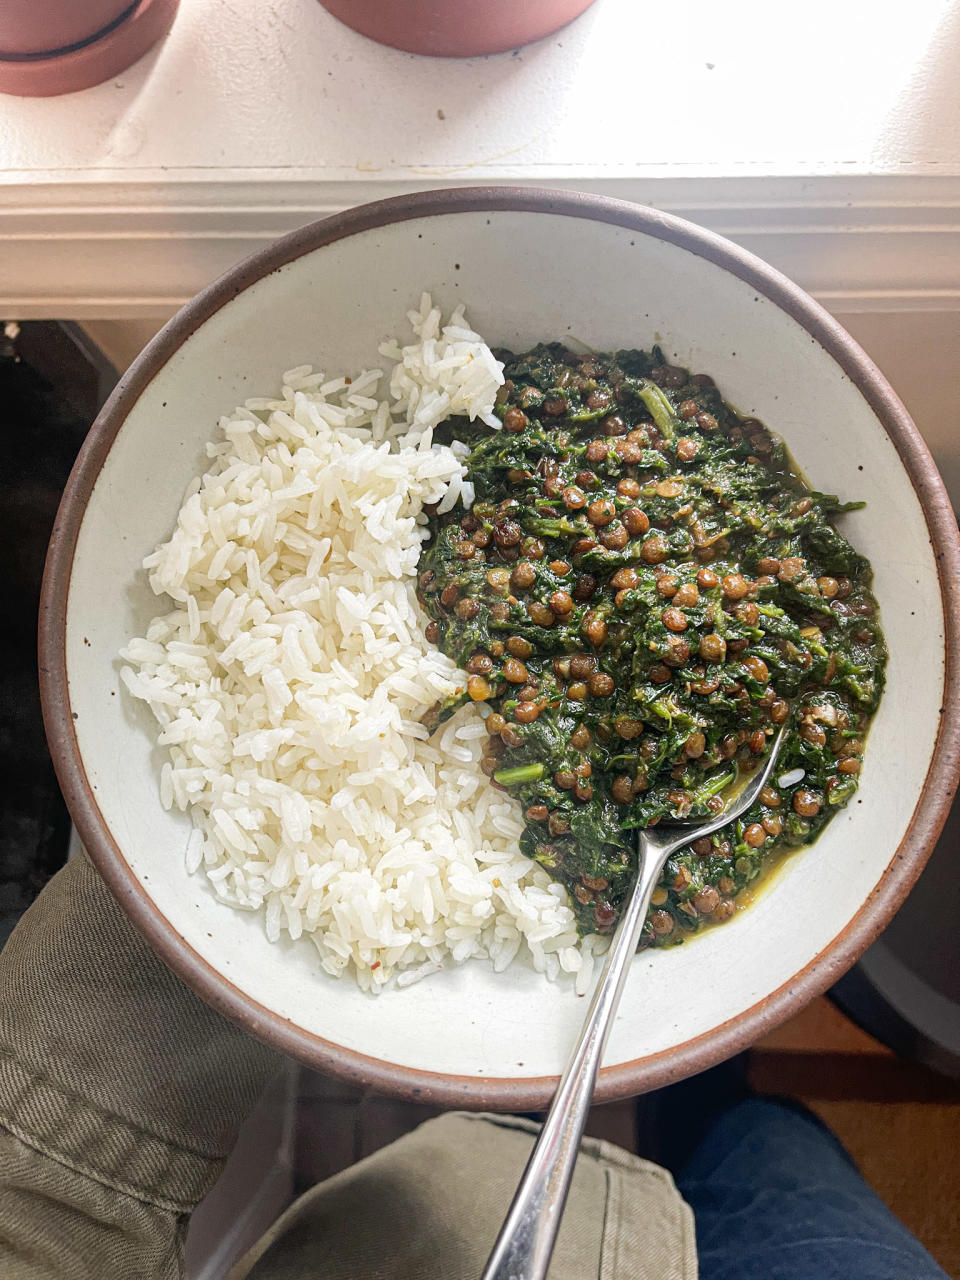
[721,573,749,600]
[641,534,669,564]
[568,653,597,680]
[611,775,634,804]
[587,498,616,527]
[651,910,675,936]
[624,507,651,536]
[583,613,608,647]
[778,556,805,582]
[506,635,533,659]
[493,519,522,548]
[676,437,700,462]
[617,440,644,464]
[454,597,480,620]
[742,655,769,683]
[510,561,536,590]
[694,886,720,915]
[793,789,821,817]
[527,602,555,627]
[699,633,727,663]
[672,583,699,608]
[615,716,643,739]
[589,671,615,697]
[602,414,628,436]
[611,567,639,591]
[599,524,629,550]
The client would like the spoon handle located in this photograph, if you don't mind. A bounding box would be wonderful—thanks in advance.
[480,833,666,1280]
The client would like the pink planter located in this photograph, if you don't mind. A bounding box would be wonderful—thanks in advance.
[0,0,180,97]
[318,0,600,57]
[0,0,135,55]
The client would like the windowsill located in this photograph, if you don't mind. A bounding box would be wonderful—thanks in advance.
[1,0,959,318]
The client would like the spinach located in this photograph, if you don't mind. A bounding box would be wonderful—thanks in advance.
[419,344,886,945]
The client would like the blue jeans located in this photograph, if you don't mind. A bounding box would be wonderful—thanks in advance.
[677,1098,949,1279]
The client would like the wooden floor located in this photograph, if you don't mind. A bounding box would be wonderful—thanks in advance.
[294,997,960,1277]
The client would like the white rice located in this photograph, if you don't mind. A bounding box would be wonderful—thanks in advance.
[120,296,605,995]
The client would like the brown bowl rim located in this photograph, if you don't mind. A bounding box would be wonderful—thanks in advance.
[39,186,960,1108]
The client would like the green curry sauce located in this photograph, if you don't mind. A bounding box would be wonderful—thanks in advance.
[417,345,886,947]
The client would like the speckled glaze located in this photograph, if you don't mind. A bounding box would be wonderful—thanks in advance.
[40,189,960,1108]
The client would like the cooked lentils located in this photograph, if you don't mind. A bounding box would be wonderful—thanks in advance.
[417,344,886,945]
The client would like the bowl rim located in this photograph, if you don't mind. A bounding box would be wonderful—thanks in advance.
[39,186,960,1107]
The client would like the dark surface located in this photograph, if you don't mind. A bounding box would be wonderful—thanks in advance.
[0,322,115,944]
[830,777,960,1078]
[879,790,960,1002]
[830,813,960,1082]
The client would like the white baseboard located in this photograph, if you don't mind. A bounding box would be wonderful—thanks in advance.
[5,173,960,319]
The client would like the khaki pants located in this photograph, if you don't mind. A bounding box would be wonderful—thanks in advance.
[0,856,695,1279]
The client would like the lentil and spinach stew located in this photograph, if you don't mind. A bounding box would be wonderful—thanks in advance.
[417,344,886,947]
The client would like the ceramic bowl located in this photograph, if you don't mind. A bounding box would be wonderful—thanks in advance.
[40,189,960,1106]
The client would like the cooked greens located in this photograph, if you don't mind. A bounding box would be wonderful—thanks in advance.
[418,344,886,947]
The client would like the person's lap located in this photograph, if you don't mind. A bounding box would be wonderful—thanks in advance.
[676,1097,950,1280]
[232,1097,949,1280]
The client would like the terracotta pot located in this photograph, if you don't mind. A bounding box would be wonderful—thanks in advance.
[0,0,180,97]
[0,1,134,56]
[318,0,600,57]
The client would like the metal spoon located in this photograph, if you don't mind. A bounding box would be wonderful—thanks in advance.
[481,725,789,1280]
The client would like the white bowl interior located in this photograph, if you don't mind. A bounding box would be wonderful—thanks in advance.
[65,210,945,1083]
